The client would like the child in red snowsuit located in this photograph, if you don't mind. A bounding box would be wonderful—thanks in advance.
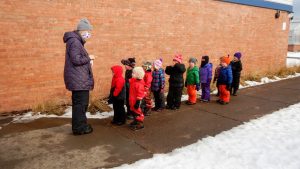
[110,65,126,125]
[142,62,153,116]
[129,67,146,130]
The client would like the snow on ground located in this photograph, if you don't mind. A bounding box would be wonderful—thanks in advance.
[115,103,300,169]
[12,105,114,123]
[242,73,300,88]
[287,52,300,67]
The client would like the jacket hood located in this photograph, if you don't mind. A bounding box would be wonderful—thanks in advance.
[174,63,186,72]
[189,66,198,72]
[111,65,123,77]
[63,31,84,44]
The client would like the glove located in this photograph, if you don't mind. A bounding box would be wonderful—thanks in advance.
[134,100,141,109]
[196,83,200,91]
[107,97,113,104]
[226,84,231,91]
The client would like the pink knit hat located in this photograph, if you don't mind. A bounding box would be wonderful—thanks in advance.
[153,59,163,68]
[173,54,183,63]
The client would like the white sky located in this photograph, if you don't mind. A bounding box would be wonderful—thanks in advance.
[294,0,300,19]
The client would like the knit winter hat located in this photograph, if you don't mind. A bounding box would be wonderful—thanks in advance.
[142,61,152,71]
[153,59,163,69]
[222,56,231,65]
[201,55,209,68]
[173,54,183,64]
[121,57,136,68]
[234,52,242,60]
[189,57,197,64]
[77,18,93,31]
[132,67,145,80]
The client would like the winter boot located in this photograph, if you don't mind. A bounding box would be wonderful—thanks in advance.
[130,121,144,131]
[73,124,93,136]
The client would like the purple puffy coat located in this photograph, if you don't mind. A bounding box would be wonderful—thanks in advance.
[199,63,213,84]
[63,31,94,91]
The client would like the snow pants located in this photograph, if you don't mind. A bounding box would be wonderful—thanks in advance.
[187,85,197,104]
[72,90,89,132]
[218,85,230,103]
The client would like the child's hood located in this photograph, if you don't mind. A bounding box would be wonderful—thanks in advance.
[111,65,123,77]
[201,63,212,69]
[189,66,199,72]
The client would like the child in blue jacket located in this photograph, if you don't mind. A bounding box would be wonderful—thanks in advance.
[217,56,232,105]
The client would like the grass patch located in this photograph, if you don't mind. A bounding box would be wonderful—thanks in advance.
[240,66,300,85]
[88,99,112,115]
[32,100,69,116]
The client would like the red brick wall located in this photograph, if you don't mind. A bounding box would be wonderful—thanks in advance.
[0,0,290,113]
[288,45,300,52]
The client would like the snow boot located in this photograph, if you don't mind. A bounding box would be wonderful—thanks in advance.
[73,124,93,136]
[130,121,144,131]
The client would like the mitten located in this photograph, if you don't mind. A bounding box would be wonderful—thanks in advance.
[196,83,200,91]
[226,84,231,91]
[160,88,164,93]
[134,100,141,109]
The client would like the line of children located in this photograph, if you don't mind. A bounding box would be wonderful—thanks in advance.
[109,52,242,131]
[166,54,186,110]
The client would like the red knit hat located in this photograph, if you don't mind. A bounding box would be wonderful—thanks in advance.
[173,54,183,63]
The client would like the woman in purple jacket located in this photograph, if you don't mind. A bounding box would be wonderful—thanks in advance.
[199,56,213,102]
[63,18,95,135]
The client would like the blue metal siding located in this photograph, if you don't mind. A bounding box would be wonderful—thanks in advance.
[222,0,293,12]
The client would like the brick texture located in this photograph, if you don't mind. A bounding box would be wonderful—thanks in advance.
[0,0,290,113]
[288,44,300,52]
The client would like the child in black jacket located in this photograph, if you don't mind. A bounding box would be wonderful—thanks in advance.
[165,54,186,110]
[121,57,136,119]
[230,52,243,96]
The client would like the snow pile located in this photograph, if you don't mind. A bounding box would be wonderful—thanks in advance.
[205,73,300,97]
[243,73,300,88]
[287,52,300,67]
[115,103,300,169]
[12,105,114,123]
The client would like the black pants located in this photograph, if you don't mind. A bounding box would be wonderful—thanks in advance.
[72,90,89,132]
[112,98,126,123]
[153,91,165,109]
[231,74,241,95]
[167,86,183,108]
[216,82,220,96]
[125,87,133,116]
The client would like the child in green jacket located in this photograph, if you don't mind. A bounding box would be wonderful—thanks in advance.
[185,57,200,105]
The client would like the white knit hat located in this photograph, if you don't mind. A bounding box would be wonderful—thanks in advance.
[132,67,145,80]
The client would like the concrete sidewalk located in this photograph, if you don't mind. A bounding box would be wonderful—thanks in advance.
[1,77,300,169]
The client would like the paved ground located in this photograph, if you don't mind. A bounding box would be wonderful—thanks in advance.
[1,77,300,169]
